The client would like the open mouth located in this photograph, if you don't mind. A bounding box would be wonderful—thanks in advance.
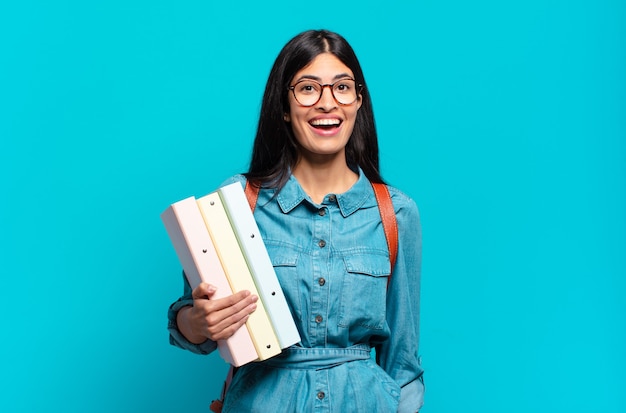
[309,118,342,130]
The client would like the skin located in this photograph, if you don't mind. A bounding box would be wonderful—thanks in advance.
[178,53,362,343]
[287,53,362,203]
[177,283,258,344]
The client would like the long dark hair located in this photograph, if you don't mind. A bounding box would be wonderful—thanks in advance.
[244,29,384,189]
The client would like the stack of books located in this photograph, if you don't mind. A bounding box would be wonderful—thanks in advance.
[161,182,301,366]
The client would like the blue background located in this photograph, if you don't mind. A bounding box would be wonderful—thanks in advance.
[1,1,624,412]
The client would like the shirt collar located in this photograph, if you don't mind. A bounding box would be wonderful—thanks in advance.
[276,167,372,217]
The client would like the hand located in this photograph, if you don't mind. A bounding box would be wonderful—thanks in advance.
[177,283,258,343]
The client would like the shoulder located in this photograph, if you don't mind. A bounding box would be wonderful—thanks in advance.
[385,184,420,223]
[382,184,421,239]
[219,174,247,188]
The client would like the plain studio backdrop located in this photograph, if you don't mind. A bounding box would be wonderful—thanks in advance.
[1,1,624,412]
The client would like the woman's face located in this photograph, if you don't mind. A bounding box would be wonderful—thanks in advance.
[285,53,362,160]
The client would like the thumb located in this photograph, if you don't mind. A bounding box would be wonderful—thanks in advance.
[192,282,217,300]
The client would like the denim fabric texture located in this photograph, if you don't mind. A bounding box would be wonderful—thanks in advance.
[168,170,424,412]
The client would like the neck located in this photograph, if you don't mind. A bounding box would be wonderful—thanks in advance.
[292,156,358,204]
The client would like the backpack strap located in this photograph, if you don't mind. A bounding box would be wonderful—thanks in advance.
[244,180,398,272]
[209,365,236,413]
[370,182,398,275]
[244,180,261,212]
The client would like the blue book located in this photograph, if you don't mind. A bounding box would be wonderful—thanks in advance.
[218,182,301,349]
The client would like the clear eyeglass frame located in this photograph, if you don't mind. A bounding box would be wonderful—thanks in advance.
[288,78,363,107]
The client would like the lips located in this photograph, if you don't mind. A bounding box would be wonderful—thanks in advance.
[309,118,342,130]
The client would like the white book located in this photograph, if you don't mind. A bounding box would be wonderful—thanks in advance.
[218,182,301,349]
[161,196,258,367]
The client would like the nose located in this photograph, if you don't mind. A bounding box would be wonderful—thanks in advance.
[316,85,337,110]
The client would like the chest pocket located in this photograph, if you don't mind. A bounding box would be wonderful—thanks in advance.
[338,252,391,330]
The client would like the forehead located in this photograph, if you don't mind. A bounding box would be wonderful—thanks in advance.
[293,53,354,81]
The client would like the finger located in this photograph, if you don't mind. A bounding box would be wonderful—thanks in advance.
[192,283,216,300]
[190,290,256,327]
[203,292,257,326]
[210,314,251,341]
[203,295,257,336]
[208,302,257,341]
[206,290,255,313]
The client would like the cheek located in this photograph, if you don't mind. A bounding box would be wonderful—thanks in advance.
[346,108,360,125]
[289,115,309,143]
[286,96,301,122]
[289,107,311,130]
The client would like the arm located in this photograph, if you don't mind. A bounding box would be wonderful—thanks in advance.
[376,191,424,412]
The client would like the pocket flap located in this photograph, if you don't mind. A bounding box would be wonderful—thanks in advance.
[267,245,299,267]
[343,253,390,277]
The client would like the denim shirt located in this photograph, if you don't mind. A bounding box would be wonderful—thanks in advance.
[168,170,424,412]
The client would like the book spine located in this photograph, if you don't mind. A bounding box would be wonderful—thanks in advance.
[218,183,301,349]
[197,193,281,361]
[161,197,258,367]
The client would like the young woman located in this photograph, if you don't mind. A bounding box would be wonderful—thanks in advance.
[168,29,424,412]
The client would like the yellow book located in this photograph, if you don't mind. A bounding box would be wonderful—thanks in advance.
[218,183,300,349]
[197,192,281,361]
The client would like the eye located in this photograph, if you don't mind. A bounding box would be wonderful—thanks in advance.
[334,80,354,93]
[297,81,320,95]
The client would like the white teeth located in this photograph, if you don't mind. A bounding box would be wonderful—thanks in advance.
[310,118,341,126]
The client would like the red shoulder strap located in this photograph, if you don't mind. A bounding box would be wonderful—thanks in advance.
[371,182,398,275]
[244,180,260,212]
[245,180,398,274]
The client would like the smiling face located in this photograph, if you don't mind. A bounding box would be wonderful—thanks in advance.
[285,53,362,162]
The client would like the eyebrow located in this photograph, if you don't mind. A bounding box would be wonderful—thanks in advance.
[295,73,354,83]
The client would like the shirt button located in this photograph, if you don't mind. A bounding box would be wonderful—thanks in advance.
[318,240,326,248]
[318,277,326,286]
[328,194,336,202]
[318,209,326,216]
[317,391,325,400]
[315,315,323,323]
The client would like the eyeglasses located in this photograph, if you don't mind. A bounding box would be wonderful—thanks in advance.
[288,78,362,107]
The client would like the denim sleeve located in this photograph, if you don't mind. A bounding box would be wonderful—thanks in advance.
[376,189,424,411]
[219,174,246,188]
[167,271,217,355]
